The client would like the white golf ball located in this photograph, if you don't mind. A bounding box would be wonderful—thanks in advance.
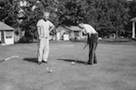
[48,69,52,73]
[46,67,49,70]
[71,62,75,65]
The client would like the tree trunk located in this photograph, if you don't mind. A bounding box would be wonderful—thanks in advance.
[115,29,118,41]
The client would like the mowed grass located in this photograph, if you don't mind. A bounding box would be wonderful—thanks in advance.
[0,41,136,90]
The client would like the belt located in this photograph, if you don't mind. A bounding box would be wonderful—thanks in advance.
[91,33,98,35]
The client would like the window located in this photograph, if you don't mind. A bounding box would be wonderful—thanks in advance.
[6,31,13,38]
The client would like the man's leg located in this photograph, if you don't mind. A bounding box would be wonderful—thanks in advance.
[88,35,93,64]
[91,42,95,64]
[93,42,97,64]
[88,35,97,64]
[93,35,98,64]
[38,38,45,63]
[94,52,97,64]
[88,45,93,64]
[92,43,97,64]
[43,38,49,62]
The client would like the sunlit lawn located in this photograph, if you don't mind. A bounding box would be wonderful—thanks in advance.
[0,40,136,90]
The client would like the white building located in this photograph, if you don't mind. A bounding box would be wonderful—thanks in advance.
[0,21,14,45]
[130,17,136,38]
[56,25,85,41]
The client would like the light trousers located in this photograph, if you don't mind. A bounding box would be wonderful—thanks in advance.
[38,38,49,62]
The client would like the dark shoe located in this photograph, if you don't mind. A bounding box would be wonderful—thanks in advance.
[87,62,93,65]
[94,59,97,64]
[42,61,48,63]
[38,61,42,65]
[94,62,97,64]
[84,62,92,65]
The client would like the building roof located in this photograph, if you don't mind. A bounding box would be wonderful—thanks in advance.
[130,17,136,22]
[57,25,82,32]
[0,21,14,31]
[56,26,69,32]
[65,26,82,31]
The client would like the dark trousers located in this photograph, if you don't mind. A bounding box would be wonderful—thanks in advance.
[87,33,98,64]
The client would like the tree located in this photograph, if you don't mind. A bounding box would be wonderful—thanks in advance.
[124,0,136,38]
[87,0,130,40]
[0,0,132,42]
[128,0,136,18]
[57,0,130,40]
[57,0,89,25]
[0,0,19,27]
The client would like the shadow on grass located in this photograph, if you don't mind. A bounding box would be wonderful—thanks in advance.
[23,58,37,63]
[57,58,86,64]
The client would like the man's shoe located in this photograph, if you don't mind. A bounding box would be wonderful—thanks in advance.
[38,61,42,65]
[87,62,93,65]
[84,62,92,65]
[42,61,48,63]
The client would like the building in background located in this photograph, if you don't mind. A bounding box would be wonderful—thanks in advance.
[130,17,136,38]
[0,21,14,45]
[56,25,86,41]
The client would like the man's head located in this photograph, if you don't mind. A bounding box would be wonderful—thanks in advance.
[43,12,50,20]
[78,22,84,29]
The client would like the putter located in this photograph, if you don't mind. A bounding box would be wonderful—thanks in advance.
[83,43,88,49]
[0,55,19,63]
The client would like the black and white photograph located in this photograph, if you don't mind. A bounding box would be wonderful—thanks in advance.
[0,0,136,90]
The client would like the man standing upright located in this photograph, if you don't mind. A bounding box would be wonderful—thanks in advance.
[37,11,55,65]
[78,22,98,65]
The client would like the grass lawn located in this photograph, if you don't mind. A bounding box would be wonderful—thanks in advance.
[0,41,136,90]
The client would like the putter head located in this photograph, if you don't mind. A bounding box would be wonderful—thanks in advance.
[83,44,88,49]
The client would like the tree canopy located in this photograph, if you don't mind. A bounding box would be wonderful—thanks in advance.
[0,0,135,42]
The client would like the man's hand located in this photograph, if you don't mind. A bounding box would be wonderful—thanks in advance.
[38,36,42,40]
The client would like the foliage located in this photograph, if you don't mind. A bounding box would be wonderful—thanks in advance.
[0,0,19,27]
[93,0,130,39]
[57,0,89,25]
[0,0,135,42]
[57,0,130,40]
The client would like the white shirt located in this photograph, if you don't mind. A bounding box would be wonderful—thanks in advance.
[83,24,97,34]
[37,19,54,38]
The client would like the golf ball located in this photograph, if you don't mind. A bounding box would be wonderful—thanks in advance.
[48,69,52,73]
[71,62,75,65]
[46,67,49,70]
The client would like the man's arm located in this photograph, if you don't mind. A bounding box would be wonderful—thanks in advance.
[37,26,41,39]
[49,21,55,33]
[82,29,87,34]
[49,25,55,32]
